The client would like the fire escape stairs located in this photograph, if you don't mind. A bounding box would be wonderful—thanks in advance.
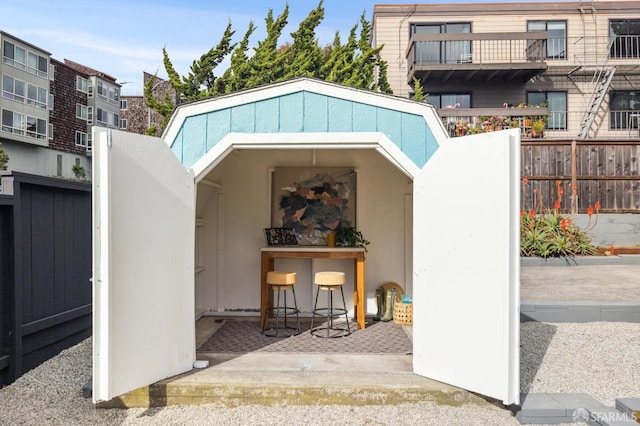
[576,66,616,139]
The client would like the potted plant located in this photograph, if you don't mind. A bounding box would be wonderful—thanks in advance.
[454,119,468,136]
[491,115,506,130]
[531,120,545,137]
[336,227,370,251]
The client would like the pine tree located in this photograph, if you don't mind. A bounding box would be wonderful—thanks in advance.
[143,74,175,136]
[412,77,427,101]
[215,21,257,94]
[343,12,386,91]
[282,1,325,80]
[245,6,290,88]
[182,21,236,100]
[146,3,393,133]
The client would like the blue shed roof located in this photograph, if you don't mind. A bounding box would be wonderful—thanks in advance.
[164,78,445,169]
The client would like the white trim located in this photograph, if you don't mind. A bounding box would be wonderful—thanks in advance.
[190,132,421,183]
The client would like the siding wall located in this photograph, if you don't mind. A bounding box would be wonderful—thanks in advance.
[0,173,92,387]
[49,59,90,156]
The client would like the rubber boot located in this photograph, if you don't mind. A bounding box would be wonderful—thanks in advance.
[374,287,385,321]
[380,288,396,322]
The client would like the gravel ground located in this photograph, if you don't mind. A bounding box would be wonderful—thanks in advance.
[0,322,637,426]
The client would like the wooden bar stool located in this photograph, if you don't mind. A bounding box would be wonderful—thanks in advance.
[310,271,351,338]
[262,271,300,337]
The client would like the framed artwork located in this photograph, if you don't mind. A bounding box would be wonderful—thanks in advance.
[272,166,356,245]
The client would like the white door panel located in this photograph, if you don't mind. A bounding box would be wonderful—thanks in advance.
[92,129,195,402]
[412,130,520,405]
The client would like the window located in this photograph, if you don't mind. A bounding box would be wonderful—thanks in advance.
[120,118,127,129]
[610,20,640,59]
[120,99,128,110]
[49,63,55,80]
[26,84,48,109]
[609,91,640,129]
[75,131,88,147]
[76,104,88,120]
[27,51,48,78]
[49,93,54,110]
[425,93,471,109]
[410,22,471,65]
[2,41,26,70]
[48,123,53,139]
[2,109,25,135]
[2,75,26,102]
[76,76,88,93]
[97,81,108,100]
[528,21,566,59]
[96,108,107,124]
[527,91,566,130]
[26,115,47,140]
[87,106,93,124]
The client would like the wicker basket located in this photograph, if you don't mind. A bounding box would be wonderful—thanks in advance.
[393,297,413,326]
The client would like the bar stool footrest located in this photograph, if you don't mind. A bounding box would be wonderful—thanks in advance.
[262,325,300,337]
[310,326,351,338]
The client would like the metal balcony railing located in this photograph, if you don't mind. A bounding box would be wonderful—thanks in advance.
[407,33,640,70]
[407,31,548,70]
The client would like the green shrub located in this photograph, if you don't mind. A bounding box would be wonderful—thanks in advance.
[520,178,598,258]
[520,209,596,258]
[72,164,87,180]
[0,148,8,170]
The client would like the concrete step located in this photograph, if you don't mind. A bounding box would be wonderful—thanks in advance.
[97,353,491,409]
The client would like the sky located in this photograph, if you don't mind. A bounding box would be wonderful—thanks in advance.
[1,0,574,95]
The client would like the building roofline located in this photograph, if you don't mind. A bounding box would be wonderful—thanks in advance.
[63,59,118,83]
[0,30,52,55]
[373,1,640,18]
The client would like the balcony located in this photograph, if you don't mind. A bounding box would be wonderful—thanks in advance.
[408,33,640,84]
[440,108,640,140]
[407,31,548,83]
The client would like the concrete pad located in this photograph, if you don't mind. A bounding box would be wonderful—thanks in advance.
[98,353,487,409]
[517,393,608,424]
[521,264,640,303]
[520,302,640,323]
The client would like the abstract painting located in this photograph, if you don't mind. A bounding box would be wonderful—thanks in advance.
[272,166,356,245]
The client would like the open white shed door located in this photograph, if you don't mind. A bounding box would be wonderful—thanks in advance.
[412,130,520,405]
[92,129,195,403]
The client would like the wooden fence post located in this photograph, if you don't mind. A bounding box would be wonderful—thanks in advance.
[571,139,577,213]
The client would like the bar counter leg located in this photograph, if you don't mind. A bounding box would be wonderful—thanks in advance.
[260,254,274,329]
[355,255,365,329]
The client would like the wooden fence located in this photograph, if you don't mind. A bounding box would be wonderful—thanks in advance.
[0,172,91,387]
[521,140,640,213]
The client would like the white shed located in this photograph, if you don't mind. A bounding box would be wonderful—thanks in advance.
[92,78,520,405]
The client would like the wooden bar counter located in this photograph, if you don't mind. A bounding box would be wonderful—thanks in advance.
[260,247,366,330]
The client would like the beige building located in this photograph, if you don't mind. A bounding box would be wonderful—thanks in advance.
[372,1,640,139]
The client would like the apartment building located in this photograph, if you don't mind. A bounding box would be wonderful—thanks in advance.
[120,72,175,136]
[1,31,121,181]
[63,59,121,146]
[372,1,640,139]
